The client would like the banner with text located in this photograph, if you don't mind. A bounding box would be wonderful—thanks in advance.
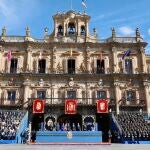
[65,99,77,114]
[97,99,108,113]
[33,99,45,113]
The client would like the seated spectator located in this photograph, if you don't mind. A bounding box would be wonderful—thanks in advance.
[0,110,26,140]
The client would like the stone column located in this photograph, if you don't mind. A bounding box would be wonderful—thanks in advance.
[114,81,121,114]
[26,46,32,72]
[51,48,56,73]
[0,46,3,72]
[140,47,147,73]
[63,21,66,36]
[112,47,118,73]
[54,20,57,37]
[143,81,150,115]
[23,79,30,108]
[0,88,2,105]
[77,19,80,36]
[85,21,89,37]
[85,49,90,73]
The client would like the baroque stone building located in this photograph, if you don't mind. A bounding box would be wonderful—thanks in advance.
[0,10,150,120]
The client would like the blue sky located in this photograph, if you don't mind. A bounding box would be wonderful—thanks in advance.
[0,0,150,54]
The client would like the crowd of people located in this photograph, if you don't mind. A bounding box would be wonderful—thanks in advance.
[116,112,150,141]
[45,120,83,131]
[44,116,95,131]
[0,110,25,140]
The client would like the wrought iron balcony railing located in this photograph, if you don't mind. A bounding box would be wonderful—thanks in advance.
[26,97,115,107]
[119,98,146,107]
[0,98,23,106]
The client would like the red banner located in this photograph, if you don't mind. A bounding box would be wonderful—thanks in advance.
[65,99,77,114]
[97,99,108,113]
[33,99,45,113]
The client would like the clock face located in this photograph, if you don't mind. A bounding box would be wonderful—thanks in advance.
[69,81,74,87]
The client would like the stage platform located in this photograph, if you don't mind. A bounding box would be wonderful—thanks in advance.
[35,131,102,143]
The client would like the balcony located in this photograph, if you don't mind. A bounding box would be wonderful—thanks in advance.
[0,98,23,107]
[119,98,146,107]
[27,97,114,107]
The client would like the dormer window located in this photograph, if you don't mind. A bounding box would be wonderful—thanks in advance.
[68,23,76,35]
[81,25,86,35]
[58,25,63,36]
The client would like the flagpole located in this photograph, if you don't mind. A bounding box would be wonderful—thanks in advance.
[81,0,87,14]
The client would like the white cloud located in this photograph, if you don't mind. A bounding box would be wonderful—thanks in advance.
[148,29,150,35]
[119,26,134,36]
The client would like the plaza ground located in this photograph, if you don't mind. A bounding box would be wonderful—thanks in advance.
[0,144,150,150]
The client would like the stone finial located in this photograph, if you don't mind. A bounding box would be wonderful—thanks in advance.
[2,26,6,36]
[136,28,140,37]
[44,27,48,36]
[93,28,97,36]
[111,27,116,38]
[25,26,30,37]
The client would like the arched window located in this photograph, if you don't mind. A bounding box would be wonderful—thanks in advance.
[58,25,63,36]
[68,23,76,35]
[81,25,86,35]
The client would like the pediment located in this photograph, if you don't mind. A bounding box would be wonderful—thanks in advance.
[62,50,80,56]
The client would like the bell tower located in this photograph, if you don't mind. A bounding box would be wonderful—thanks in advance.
[49,10,98,43]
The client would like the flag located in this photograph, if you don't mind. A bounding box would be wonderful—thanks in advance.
[97,99,108,113]
[82,0,87,8]
[33,99,45,113]
[122,49,131,60]
[7,50,12,61]
[65,99,77,114]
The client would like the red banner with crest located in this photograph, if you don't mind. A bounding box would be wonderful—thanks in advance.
[33,99,45,113]
[97,99,108,113]
[65,99,77,114]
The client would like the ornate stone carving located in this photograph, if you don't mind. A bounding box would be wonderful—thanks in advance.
[78,62,86,73]
[68,78,74,87]
[56,62,63,73]
[98,79,103,86]
[39,79,44,86]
